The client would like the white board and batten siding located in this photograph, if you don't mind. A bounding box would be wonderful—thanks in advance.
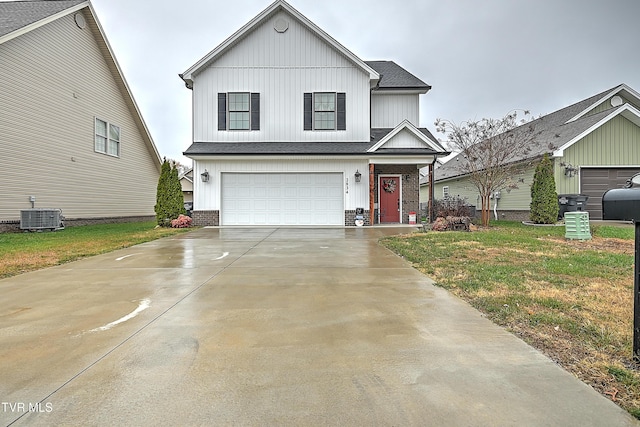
[371,93,420,128]
[194,159,369,222]
[0,10,160,221]
[381,128,430,149]
[192,11,371,143]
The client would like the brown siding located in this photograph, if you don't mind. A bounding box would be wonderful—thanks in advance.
[580,168,640,219]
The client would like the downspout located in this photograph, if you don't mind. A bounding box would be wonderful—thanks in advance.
[429,156,436,223]
[493,191,501,221]
[369,163,375,225]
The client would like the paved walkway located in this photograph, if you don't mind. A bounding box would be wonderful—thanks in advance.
[0,227,637,426]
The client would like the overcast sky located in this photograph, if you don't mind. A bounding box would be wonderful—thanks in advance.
[86,0,640,166]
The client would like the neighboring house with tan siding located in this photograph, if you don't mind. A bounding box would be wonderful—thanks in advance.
[425,84,640,221]
[0,0,161,228]
[179,168,193,203]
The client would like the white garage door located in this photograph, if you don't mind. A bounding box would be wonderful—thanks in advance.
[221,173,344,225]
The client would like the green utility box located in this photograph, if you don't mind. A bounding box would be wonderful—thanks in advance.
[564,211,591,240]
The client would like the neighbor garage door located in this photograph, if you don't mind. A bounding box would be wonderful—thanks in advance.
[221,173,344,225]
[581,168,640,220]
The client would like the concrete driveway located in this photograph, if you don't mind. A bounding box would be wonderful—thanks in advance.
[0,227,637,426]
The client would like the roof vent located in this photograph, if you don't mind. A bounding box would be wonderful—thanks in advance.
[611,95,623,107]
[274,18,289,33]
[74,13,86,29]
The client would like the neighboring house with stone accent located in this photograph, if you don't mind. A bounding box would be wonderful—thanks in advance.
[180,0,447,226]
[0,0,161,228]
[430,84,640,221]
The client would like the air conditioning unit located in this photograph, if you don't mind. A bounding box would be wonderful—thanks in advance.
[20,209,64,231]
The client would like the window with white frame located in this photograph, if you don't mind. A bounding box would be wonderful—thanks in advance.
[443,186,450,198]
[228,93,250,130]
[303,92,346,131]
[95,118,120,156]
[314,93,335,130]
[218,92,260,131]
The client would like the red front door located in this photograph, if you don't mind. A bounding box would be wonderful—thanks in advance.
[379,176,400,223]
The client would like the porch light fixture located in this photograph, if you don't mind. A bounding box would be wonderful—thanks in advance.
[561,162,577,178]
[201,170,210,182]
[354,170,361,182]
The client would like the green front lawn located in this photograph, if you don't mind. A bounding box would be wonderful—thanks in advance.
[0,222,192,278]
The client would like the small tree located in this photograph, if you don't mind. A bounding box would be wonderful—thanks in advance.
[530,154,558,224]
[155,158,185,226]
[435,111,543,227]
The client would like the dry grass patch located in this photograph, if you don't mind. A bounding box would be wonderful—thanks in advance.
[381,221,640,418]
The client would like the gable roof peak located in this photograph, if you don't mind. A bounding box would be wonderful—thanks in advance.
[566,83,640,123]
[180,0,379,89]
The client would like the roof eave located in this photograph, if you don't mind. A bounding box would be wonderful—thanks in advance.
[84,3,162,169]
[0,0,89,45]
[566,84,640,124]
[554,103,640,157]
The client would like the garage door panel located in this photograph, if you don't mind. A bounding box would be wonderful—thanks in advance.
[581,168,640,220]
[222,173,344,225]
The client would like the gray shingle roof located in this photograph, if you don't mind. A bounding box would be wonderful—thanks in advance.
[365,61,431,91]
[0,0,85,39]
[434,85,628,181]
[184,128,446,156]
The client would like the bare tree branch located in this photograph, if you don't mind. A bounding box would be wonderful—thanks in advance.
[434,110,544,226]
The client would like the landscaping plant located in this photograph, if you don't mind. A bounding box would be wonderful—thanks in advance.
[529,154,559,224]
[155,159,186,226]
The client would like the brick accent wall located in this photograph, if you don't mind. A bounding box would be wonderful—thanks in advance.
[493,210,531,222]
[373,165,420,224]
[345,210,371,226]
[192,210,219,226]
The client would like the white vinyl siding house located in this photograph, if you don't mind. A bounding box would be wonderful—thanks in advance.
[181,0,447,226]
[371,93,420,128]
[190,10,371,144]
[0,1,161,224]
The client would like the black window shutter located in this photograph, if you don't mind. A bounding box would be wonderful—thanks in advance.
[337,92,346,130]
[250,93,260,131]
[217,93,227,131]
[303,93,312,130]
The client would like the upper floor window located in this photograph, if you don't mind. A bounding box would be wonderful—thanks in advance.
[304,92,346,131]
[218,92,260,131]
[443,186,450,198]
[95,118,119,157]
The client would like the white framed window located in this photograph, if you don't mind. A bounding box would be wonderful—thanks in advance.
[314,92,336,130]
[95,118,120,157]
[218,92,260,131]
[303,92,346,131]
[443,186,450,198]
[228,93,250,130]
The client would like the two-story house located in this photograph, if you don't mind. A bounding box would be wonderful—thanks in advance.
[180,0,447,226]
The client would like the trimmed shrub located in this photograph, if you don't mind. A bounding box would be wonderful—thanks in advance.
[530,154,559,224]
[155,159,186,226]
